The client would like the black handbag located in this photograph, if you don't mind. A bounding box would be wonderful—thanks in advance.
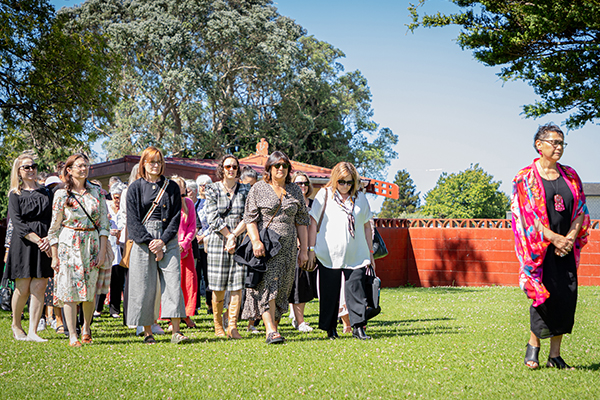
[364,265,381,320]
[372,228,388,260]
[0,272,13,312]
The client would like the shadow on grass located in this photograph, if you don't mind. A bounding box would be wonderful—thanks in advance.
[577,363,600,371]
[368,317,454,327]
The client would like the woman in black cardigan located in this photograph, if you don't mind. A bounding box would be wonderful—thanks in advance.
[125,146,188,344]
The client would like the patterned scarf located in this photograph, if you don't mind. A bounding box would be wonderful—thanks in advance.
[334,190,356,238]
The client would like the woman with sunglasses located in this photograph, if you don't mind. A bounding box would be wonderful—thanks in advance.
[204,155,250,338]
[307,162,375,340]
[126,146,188,345]
[242,151,310,344]
[512,124,590,370]
[288,171,317,333]
[47,153,110,347]
[5,154,53,342]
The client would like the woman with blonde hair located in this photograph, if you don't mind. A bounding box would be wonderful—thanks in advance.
[308,162,375,340]
[5,154,53,342]
[125,147,188,344]
[48,153,110,347]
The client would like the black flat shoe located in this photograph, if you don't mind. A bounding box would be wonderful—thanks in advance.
[524,343,540,369]
[327,329,339,339]
[547,356,574,370]
[352,326,371,340]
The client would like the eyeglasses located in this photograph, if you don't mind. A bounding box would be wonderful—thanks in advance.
[72,163,89,170]
[337,179,353,186]
[295,181,309,186]
[541,139,567,148]
[20,164,38,171]
[224,164,238,170]
[272,163,289,170]
[146,161,161,166]
[181,194,186,198]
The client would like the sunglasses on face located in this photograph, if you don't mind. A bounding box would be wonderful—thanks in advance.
[224,164,238,170]
[272,163,289,170]
[295,181,309,186]
[146,161,161,166]
[20,164,38,171]
[337,179,353,187]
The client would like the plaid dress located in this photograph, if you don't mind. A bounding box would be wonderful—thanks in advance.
[205,182,250,291]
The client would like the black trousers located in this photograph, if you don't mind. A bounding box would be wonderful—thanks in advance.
[195,249,212,309]
[318,263,368,331]
[109,264,128,315]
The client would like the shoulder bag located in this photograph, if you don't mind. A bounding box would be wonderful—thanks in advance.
[364,264,381,320]
[119,179,169,268]
[372,228,388,259]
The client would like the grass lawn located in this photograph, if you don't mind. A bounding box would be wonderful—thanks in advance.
[1,286,599,399]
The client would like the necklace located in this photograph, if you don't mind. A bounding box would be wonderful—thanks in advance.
[538,162,565,212]
[222,181,236,198]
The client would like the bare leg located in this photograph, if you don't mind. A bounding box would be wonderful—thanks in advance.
[11,278,31,339]
[54,307,64,331]
[171,318,181,333]
[549,335,563,358]
[80,301,94,337]
[292,303,306,325]
[63,302,79,344]
[27,278,48,342]
[262,299,278,336]
[341,314,351,333]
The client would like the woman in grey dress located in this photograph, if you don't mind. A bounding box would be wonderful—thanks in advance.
[242,151,310,344]
[204,155,249,338]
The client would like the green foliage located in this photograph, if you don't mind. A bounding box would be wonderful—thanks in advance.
[422,163,509,219]
[408,0,600,129]
[2,287,600,398]
[378,169,420,218]
[69,0,397,178]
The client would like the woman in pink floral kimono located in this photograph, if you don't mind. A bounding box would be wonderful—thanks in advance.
[511,123,590,370]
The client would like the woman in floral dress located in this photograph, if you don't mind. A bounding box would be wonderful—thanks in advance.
[48,154,110,347]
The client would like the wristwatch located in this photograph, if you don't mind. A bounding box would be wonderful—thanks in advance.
[308,246,315,252]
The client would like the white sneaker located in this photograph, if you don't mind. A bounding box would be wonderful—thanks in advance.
[152,323,165,335]
[136,326,144,336]
[246,325,261,334]
[297,322,313,332]
[50,318,57,330]
[37,318,46,332]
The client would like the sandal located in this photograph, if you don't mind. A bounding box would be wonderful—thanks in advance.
[265,331,285,345]
[69,340,82,348]
[81,334,93,344]
[143,335,157,345]
[55,325,65,335]
[171,332,190,344]
[524,343,540,369]
[547,356,574,370]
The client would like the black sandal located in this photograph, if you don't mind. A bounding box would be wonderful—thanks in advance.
[143,335,157,345]
[265,332,285,345]
[547,356,574,370]
[524,343,540,369]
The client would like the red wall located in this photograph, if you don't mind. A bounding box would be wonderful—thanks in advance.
[374,219,600,288]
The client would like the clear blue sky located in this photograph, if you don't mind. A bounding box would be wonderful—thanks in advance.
[51,0,600,212]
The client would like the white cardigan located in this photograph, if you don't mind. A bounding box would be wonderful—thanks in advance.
[309,188,372,269]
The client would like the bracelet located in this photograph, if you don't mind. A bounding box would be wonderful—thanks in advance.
[308,246,315,252]
[369,249,374,254]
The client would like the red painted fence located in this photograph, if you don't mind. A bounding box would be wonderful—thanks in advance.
[374,219,600,288]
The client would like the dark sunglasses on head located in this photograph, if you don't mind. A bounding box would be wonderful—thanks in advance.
[295,181,309,186]
[20,163,38,171]
[337,179,353,186]
[272,163,289,170]
[224,164,238,170]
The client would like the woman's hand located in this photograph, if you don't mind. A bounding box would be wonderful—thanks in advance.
[370,253,377,271]
[155,250,164,262]
[51,257,59,272]
[551,234,573,257]
[225,234,236,254]
[298,249,308,269]
[110,229,120,237]
[37,236,50,253]
[149,239,165,254]
[96,249,106,268]
[251,239,265,258]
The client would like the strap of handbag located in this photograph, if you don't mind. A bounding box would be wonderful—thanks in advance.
[142,178,169,225]
[69,190,101,234]
[219,183,240,219]
[265,194,283,230]
[316,188,329,232]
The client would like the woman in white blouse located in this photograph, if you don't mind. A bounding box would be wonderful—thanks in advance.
[307,162,375,340]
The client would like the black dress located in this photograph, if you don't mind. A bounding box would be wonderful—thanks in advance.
[530,175,576,339]
[5,187,54,279]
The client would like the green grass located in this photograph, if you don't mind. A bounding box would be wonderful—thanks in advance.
[1,286,600,399]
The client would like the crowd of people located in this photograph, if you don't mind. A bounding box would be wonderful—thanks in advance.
[3,146,378,346]
[3,123,591,370]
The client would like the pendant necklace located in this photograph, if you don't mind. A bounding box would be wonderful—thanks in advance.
[538,162,565,212]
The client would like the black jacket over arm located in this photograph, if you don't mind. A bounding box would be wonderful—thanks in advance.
[126,177,181,245]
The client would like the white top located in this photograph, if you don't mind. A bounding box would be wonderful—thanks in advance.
[309,188,372,269]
